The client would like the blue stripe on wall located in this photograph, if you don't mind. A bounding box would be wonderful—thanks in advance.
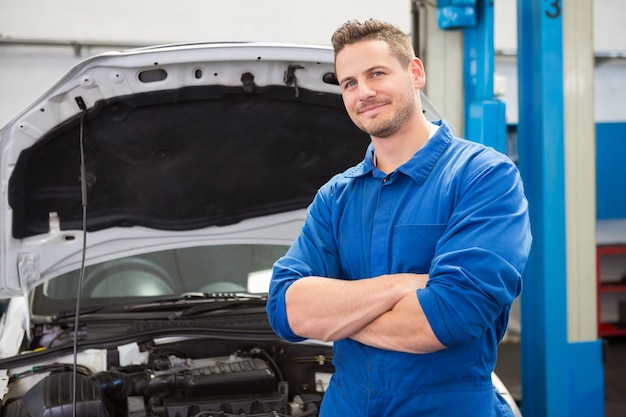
[596,122,626,220]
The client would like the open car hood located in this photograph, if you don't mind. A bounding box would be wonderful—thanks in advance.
[0,42,442,296]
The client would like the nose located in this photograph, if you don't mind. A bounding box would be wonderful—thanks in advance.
[357,80,375,101]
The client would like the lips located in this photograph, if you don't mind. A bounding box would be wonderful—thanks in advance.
[357,102,387,115]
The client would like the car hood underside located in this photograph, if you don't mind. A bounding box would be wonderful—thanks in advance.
[9,84,369,238]
[1,43,442,296]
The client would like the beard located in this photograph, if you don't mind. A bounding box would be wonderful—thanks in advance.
[353,94,416,138]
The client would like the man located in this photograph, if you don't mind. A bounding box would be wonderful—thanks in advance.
[266,19,531,416]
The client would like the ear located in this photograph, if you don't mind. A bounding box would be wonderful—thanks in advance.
[409,57,426,89]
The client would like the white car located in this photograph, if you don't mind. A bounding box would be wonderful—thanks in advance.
[0,42,520,417]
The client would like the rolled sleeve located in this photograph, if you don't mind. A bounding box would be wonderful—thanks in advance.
[266,183,342,342]
[266,264,306,342]
[419,154,531,347]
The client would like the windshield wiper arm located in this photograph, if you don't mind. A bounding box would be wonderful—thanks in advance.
[123,292,267,308]
[176,293,268,318]
[54,292,267,319]
[54,295,205,319]
[57,304,110,319]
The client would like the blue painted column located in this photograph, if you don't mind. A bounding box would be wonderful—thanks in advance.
[516,1,604,416]
[462,0,507,153]
[516,1,568,415]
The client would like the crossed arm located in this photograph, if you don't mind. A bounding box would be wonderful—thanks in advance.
[284,273,445,354]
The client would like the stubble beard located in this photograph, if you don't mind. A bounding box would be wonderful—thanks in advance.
[356,95,416,139]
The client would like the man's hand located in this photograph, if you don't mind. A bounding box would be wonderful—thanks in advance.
[350,289,445,353]
[285,273,432,347]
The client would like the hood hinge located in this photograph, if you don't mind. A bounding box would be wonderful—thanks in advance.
[18,252,40,294]
[17,253,38,341]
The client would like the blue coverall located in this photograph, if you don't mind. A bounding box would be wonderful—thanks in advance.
[267,120,532,416]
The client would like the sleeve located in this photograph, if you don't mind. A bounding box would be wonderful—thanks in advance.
[266,181,343,342]
[417,150,532,347]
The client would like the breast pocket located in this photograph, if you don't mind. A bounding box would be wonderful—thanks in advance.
[392,224,446,273]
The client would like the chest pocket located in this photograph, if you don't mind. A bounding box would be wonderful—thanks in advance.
[392,224,446,273]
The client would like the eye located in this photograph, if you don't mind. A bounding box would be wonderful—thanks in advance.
[343,80,356,90]
[372,71,384,78]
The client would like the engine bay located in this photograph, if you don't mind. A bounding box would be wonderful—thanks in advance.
[0,335,334,417]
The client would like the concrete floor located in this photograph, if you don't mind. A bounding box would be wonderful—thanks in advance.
[496,338,626,417]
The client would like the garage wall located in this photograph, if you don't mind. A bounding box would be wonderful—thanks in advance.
[1,0,415,127]
[2,1,625,126]
[597,123,626,219]
[0,0,412,46]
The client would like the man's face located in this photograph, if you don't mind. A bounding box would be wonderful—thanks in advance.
[335,40,424,138]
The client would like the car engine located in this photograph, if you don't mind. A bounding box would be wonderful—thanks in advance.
[0,341,332,417]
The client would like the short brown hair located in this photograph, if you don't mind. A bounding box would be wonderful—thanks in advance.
[331,19,415,67]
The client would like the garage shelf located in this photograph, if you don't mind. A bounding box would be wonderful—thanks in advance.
[597,220,626,338]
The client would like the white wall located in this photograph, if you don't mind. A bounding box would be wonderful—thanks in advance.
[1,1,625,127]
[0,0,414,127]
[0,0,413,46]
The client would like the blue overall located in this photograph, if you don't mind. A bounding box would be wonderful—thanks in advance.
[267,120,532,416]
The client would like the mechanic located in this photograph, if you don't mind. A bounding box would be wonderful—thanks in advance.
[266,18,532,416]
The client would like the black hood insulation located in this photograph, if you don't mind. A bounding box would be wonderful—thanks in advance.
[9,84,370,238]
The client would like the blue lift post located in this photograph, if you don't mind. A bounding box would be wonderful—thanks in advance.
[517,1,604,416]
[516,0,569,412]
[462,1,506,152]
[436,0,506,151]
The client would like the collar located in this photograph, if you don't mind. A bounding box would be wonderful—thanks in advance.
[345,119,453,185]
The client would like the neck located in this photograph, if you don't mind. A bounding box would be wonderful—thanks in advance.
[372,116,432,174]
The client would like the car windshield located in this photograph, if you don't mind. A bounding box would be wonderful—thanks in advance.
[32,243,290,316]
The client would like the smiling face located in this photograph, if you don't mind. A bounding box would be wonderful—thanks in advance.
[335,40,425,139]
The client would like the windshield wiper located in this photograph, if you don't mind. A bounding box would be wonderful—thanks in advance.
[57,304,111,319]
[176,295,268,318]
[124,292,267,308]
[56,292,267,320]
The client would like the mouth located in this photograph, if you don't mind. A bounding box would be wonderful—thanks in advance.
[357,102,387,115]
